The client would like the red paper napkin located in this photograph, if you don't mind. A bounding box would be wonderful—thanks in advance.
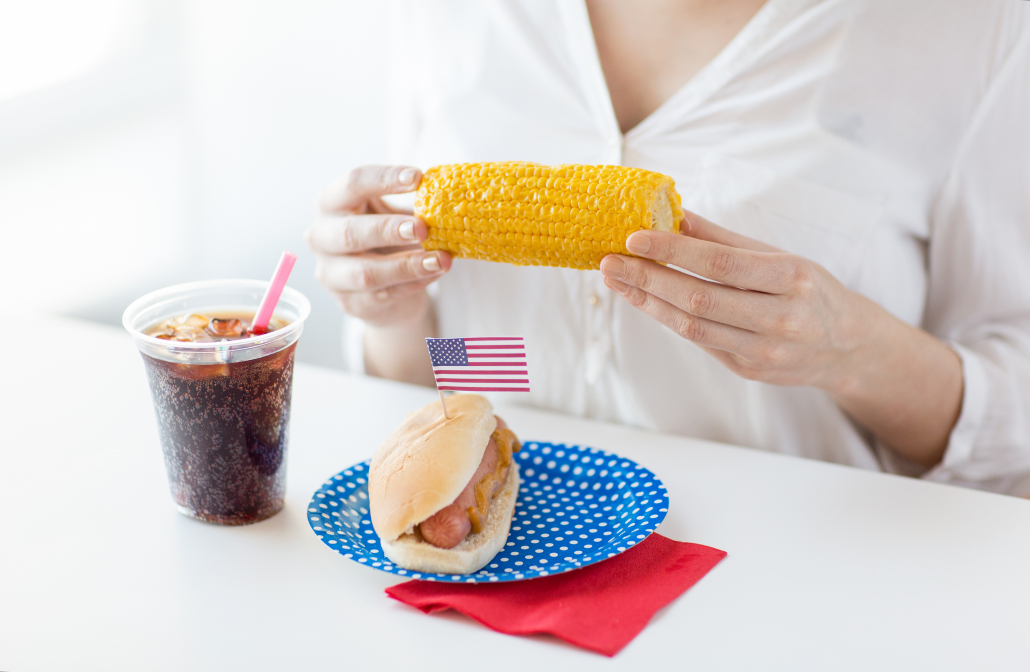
[386,533,726,656]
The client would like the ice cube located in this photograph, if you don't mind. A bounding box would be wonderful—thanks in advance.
[172,325,204,342]
[181,314,210,328]
[207,318,245,339]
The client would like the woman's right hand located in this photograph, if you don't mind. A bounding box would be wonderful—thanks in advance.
[305,165,452,328]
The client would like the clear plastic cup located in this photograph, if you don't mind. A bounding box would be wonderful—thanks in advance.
[123,280,311,525]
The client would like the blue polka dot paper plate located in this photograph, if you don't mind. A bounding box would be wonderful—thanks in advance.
[308,441,669,582]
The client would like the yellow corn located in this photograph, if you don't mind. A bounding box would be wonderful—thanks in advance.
[414,162,684,271]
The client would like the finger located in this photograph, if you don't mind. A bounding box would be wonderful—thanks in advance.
[600,254,768,331]
[315,249,451,293]
[306,213,427,254]
[332,276,435,306]
[333,285,430,325]
[681,211,782,253]
[604,276,755,353]
[623,230,802,294]
[319,165,422,213]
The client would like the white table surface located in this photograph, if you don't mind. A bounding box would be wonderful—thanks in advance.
[3,317,1030,671]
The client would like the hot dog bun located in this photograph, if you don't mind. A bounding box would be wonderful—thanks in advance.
[379,460,519,575]
[369,394,519,574]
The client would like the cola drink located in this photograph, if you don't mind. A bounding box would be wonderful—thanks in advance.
[142,312,294,524]
[123,281,310,525]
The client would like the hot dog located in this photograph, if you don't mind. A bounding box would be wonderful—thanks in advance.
[418,418,519,548]
[368,394,522,575]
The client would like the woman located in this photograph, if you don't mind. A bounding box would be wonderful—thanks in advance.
[306,0,1030,494]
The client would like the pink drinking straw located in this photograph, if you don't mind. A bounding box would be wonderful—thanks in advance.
[251,251,297,335]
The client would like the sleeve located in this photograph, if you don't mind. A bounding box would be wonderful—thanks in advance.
[919,16,1030,495]
[339,0,427,374]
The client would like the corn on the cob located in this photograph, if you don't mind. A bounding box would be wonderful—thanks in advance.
[414,162,683,271]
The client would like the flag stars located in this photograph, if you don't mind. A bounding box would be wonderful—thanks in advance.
[426,337,468,366]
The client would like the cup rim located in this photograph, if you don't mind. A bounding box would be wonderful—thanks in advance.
[122,278,311,352]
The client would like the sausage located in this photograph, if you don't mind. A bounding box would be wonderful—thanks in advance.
[418,417,512,549]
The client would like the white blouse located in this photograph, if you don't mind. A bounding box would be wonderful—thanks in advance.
[349,0,1030,494]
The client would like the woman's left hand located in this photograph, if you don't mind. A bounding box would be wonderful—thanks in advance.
[600,211,874,393]
[600,210,964,467]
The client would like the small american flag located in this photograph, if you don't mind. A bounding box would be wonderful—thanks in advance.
[425,337,530,393]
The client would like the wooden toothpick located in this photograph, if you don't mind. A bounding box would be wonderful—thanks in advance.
[439,389,450,419]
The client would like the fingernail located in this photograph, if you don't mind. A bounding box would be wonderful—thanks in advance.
[600,255,626,279]
[605,277,629,295]
[398,220,416,241]
[626,232,650,255]
[398,168,417,185]
[422,255,441,272]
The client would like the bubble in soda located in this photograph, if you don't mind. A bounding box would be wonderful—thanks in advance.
[145,312,287,343]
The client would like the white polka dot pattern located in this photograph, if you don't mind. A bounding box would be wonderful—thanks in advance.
[308,442,670,582]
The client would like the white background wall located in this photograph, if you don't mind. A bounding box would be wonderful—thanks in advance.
[0,0,393,368]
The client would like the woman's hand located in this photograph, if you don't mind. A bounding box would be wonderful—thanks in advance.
[306,165,452,329]
[600,212,865,389]
[600,211,963,466]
